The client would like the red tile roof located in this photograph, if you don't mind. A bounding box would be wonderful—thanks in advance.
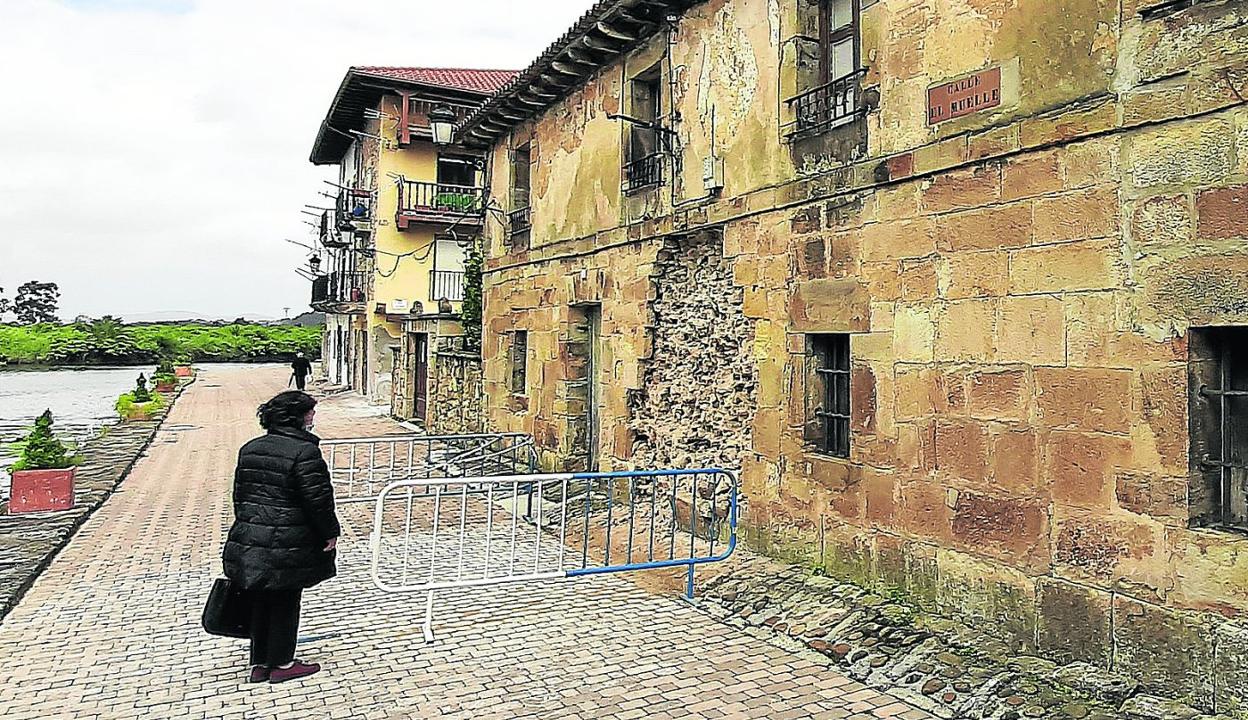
[353,67,519,95]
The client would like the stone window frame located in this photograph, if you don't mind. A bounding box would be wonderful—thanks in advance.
[509,329,529,397]
[1189,326,1248,532]
[807,333,851,458]
[507,139,533,246]
[622,59,666,195]
[779,0,871,141]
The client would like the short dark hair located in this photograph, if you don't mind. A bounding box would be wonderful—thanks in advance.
[257,391,316,430]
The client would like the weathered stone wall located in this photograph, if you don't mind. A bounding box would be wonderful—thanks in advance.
[476,0,1248,710]
[628,233,758,471]
[428,343,485,436]
[484,243,662,473]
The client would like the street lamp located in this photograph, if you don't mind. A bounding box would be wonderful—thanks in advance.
[429,104,457,145]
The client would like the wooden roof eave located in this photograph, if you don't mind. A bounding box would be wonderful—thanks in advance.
[455,0,688,144]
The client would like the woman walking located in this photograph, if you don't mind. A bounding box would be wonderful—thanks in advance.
[223,390,340,684]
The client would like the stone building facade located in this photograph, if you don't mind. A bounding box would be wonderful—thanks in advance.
[457,0,1248,708]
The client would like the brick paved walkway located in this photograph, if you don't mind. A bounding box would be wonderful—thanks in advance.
[0,366,929,720]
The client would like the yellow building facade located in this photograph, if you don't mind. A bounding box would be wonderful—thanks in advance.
[309,67,514,420]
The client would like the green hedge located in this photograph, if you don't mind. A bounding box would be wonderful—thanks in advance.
[116,391,167,420]
[0,323,322,365]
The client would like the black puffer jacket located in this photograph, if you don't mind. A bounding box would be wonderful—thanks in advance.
[223,426,340,590]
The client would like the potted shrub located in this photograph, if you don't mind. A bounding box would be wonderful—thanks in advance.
[116,374,166,421]
[174,354,194,378]
[8,410,80,514]
[154,358,177,393]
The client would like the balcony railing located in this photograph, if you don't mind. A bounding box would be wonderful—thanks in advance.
[311,275,330,305]
[336,188,373,231]
[508,205,532,235]
[623,152,664,193]
[319,210,350,248]
[430,270,466,303]
[397,180,485,229]
[312,271,368,309]
[784,69,867,137]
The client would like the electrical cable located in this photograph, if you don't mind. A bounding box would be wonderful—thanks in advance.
[374,238,436,278]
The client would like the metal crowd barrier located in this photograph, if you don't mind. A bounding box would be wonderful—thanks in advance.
[368,469,738,642]
[322,433,537,505]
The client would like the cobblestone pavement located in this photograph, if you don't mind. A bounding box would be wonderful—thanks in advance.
[0,366,930,720]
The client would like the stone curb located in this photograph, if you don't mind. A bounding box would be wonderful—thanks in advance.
[692,555,1235,720]
[0,378,194,623]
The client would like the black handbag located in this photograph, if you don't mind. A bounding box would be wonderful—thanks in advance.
[202,577,250,638]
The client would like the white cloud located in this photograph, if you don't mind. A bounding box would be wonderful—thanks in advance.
[0,0,591,320]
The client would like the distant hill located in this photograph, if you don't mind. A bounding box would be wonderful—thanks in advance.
[119,310,278,323]
[277,312,324,327]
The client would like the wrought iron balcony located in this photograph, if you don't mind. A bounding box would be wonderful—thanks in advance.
[311,275,330,305]
[508,205,532,235]
[311,271,368,311]
[784,69,867,137]
[430,270,466,303]
[319,210,350,248]
[397,180,485,230]
[336,188,373,232]
[622,152,663,193]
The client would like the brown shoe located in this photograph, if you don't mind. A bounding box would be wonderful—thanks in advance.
[248,666,270,683]
[269,661,321,684]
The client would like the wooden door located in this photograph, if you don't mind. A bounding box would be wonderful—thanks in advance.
[413,333,429,423]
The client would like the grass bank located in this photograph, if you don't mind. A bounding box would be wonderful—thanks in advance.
[0,322,321,365]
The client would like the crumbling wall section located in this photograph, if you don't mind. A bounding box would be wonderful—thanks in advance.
[628,232,758,472]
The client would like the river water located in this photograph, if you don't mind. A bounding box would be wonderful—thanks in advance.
[0,366,154,499]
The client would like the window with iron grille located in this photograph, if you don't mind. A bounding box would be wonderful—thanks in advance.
[785,0,864,137]
[624,66,664,193]
[509,143,532,240]
[809,334,850,458]
[510,330,528,395]
[1190,327,1248,531]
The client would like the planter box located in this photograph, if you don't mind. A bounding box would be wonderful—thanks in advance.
[8,468,75,514]
[121,403,159,421]
[155,381,176,393]
[174,366,194,378]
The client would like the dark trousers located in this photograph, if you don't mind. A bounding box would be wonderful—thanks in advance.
[244,588,302,667]
[294,374,308,391]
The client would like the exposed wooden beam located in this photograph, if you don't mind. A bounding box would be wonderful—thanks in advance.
[540,73,575,88]
[566,47,602,65]
[582,33,622,53]
[596,21,636,41]
[551,60,585,76]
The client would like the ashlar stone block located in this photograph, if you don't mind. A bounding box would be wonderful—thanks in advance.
[1112,595,1216,710]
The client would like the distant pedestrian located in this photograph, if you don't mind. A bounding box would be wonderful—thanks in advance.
[223,391,339,684]
[291,352,312,391]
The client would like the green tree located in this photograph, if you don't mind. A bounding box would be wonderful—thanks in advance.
[461,237,484,352]
[0,287,11,319]
[132,374,152,403]
[14,281,60,325]
[83,316,137,360]
[11,410,77,471]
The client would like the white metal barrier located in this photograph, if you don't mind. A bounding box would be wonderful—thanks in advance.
[322,432,537,504]
[368,469,738,642]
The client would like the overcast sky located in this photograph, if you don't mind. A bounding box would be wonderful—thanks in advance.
[0,0,590,321]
